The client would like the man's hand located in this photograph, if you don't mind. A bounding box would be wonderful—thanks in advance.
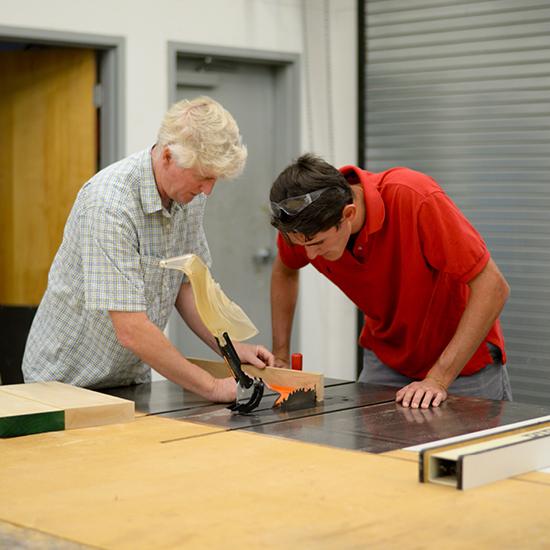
[395,378,448,408]
[233,342,274,368]
[208,377,237,403]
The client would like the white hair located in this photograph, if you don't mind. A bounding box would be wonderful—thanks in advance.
[156,96,247,179]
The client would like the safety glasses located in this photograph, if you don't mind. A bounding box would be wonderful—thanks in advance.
[270,187,335,217]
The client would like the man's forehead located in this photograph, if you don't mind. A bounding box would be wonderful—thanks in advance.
[186,162,216,179]
[287,231,322,245]
[287,232,307,245]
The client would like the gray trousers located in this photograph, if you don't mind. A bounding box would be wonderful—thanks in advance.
[358,344,513,401]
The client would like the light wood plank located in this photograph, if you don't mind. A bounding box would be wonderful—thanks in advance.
[190,357,324,401]
[0,388,59,418]
[189,357,232,378]
[0,382,134,429]
[0,389,64,437]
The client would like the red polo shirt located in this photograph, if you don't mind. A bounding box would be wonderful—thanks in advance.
[277,166,506,379]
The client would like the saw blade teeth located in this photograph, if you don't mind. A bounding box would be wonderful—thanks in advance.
[276,387,317,412]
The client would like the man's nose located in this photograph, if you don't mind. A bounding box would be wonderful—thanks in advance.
[305,247,318,260]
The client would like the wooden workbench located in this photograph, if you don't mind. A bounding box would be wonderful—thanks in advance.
[1,383,549,549]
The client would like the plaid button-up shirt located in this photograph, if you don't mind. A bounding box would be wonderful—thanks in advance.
[22,149,211,388]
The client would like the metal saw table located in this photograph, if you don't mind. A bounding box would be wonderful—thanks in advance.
[103,377,550,453]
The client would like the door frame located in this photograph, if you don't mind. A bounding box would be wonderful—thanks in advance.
[0,24,125,167]
[168,42,300,174]
[167,42,301,354]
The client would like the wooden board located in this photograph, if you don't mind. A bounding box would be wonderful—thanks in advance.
[0,415,549,549]
[382,449,418,463]
[190,357,324,401]
[0,382,134,436]
[0,389,64,437]
[515,470,550,486]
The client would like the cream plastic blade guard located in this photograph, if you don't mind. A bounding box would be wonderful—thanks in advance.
[159,254,258,342]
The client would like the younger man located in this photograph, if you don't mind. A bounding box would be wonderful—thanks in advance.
[270,154,511,408]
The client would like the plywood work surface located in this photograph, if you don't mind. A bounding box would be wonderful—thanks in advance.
[1,415,549,550]
[515,470,550,486]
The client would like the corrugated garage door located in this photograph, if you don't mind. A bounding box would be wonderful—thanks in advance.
[363,0,550,405]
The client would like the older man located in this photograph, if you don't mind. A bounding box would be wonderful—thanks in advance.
[23,97,273,402]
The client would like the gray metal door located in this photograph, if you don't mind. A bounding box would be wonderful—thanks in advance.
[168,53,292,358]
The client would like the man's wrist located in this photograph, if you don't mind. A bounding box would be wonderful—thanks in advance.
[272,345,289,360]
[424,373,448,390]
[425,363,453,390]
[426,351,463,390]
[274,352,290,363]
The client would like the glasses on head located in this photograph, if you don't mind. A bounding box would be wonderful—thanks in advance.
[270,187,337,217]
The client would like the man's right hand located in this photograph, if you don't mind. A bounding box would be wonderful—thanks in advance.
[273,355,291,369]
[208,377,237,403]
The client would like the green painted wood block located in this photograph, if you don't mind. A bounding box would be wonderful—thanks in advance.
[0,382,134,437]
[0,410,65,438]
[0,388,65,438]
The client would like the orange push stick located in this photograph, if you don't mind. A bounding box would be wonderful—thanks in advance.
[291,353,303,371]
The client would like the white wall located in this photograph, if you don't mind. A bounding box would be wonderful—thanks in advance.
[299,0,357,380]
[0,0,358,380]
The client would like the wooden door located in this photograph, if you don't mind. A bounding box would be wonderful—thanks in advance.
[0,48,97,306]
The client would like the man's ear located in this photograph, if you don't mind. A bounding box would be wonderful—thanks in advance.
[342,203,356,222]
[162,146,172,164]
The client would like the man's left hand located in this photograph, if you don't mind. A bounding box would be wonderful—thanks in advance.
[395,378,448,408]
[233,342,274,369]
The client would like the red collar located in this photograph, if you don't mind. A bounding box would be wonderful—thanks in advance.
[339,165,385,253]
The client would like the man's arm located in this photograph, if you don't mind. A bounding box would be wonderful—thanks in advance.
[175,282,219,353]
[271,254,300,368]
[109,310,236,402]
[396,258,510,408]
[175,282,273,368]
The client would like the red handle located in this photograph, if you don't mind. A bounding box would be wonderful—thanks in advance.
[291,353,303,371]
